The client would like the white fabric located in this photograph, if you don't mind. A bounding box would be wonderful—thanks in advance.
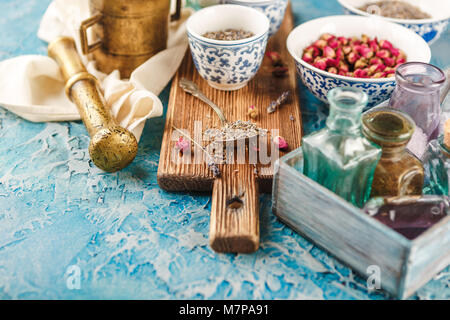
[0,0,192,141]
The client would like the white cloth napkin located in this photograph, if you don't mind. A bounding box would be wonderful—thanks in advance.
[0,0,192,141]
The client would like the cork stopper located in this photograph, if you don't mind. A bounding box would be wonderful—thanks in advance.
[444,119,450,149]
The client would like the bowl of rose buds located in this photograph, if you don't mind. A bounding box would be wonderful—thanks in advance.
[287,15,431,107]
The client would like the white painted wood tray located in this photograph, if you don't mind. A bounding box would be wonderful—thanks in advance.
[272,148,450,299]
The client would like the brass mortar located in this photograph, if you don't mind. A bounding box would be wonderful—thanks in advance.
[80,0,182,78]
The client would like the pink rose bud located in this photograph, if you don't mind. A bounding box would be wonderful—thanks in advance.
[326,57,340,68]
[346,72,354,77]
[175,137,190,153]
[361,34,369,43]
[372,72,385,78]
[369,40,379,52]
[328,39,339,49]
[369,63,386,73]
[390,47,400,57]
[347,52,360,64]
[302,52,314,63]
[320,33,335,42]
[336,48,343,60]
[379,39,393,50]
[338,70,347,76]
[369,57,382,65]
[314,39,327,49]
[273,136,288,151]
[387,73,395,78]
[396,57,406,65]
[383,56,396,67]
[305,45,320,57]
[266,51,282,65]
[323,46,336,58]
[376,49,391,59]
[342,45,352,55]
[398,50,407,60]
[339,61,349,73]
[384,67,395,74]
[314,58,327,70]
[354,58,368,69]
[327,67,338,74]
[354,68,368,78]
[338,36,349,46]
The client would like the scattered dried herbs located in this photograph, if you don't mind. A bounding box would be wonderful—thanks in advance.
[267,91,290,114]
[204,120,268,143]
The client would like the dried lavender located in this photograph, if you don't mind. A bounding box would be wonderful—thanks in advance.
[203,29,254,41]
[204,120,267,142]
[172,125,221,177]
[267,91,290,114]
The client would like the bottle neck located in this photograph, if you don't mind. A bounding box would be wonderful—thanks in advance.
[326,108,362,135]
[379,143,408,160]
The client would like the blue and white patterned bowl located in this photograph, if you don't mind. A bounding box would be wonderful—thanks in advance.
[338,0,450,44]
[219,0,288,36]
[287,15,431,108]
[186,4,269,91]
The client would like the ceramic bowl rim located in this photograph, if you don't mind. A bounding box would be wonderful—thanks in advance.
[286,15,431,84]
[338,0,450,24]
[222,0,287,4]
[186,4,270,46]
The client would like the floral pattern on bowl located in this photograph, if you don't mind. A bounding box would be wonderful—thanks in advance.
[220,0,288,36]
[188,33,268,90]
[295,62,396,108]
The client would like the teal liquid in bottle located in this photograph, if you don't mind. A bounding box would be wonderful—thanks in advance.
[302,87,382,208]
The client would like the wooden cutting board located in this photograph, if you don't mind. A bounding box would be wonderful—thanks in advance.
[157,3,302,253]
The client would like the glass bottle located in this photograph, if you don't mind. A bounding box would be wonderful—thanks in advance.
[364,195,449,240]
[362,108,424,197]
[389,62,446,159]
[423,121,450,195]
[302,87,382,208]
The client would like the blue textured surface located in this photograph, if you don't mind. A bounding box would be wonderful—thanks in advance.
[0,0,449,300]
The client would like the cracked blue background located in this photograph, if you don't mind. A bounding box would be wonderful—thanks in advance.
[0,0,449,300]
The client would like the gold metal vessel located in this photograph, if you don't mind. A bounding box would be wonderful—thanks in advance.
[80,0,182,78]
[48,37,138,172]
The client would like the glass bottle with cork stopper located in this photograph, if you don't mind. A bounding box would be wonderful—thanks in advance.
[302,87,382,208]
[423,119,450,195]
[362,107,424,197]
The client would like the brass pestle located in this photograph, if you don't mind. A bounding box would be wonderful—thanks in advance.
[48,37,138,172]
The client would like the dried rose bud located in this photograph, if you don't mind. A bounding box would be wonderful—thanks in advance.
[354,58,368,69]
[390,47,400,57]
[320,33,335,42]
[328,67,338,74]
[369,57,382,65]
[350,37,361,46]
[314,39,327,50]
[383,56,396,67]
[387,72,395,78]
[175,137,190,153]
[247,105,259,119]
[328,39,339,49]
[338,36,349,46]
[384,67,396,75]
[305,45,320,57]
[302,52,314,63]
[273,136,288,151]
[376,49,391,59]
[372,72,385,78]
[379,39,393,50]
[396,57,406,65]
[342,45,352,55]
[266,51,282,65]
[347,52,360,64]
[338,70,347,76]
[314,58,327,70]
[326,57,340,68]
[354,68,368,78]
[336,47,343,60]
[361,34,370,43]
[398,49,407,60]
[339,61,349,73]
[323,46,336,58]
[369,63,386,74]
[369,39,379,52]
[272,66,289,77]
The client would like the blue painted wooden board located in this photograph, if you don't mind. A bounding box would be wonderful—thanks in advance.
[0,0,448,299]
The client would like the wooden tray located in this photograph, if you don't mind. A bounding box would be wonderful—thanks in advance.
[157,3,302,253]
